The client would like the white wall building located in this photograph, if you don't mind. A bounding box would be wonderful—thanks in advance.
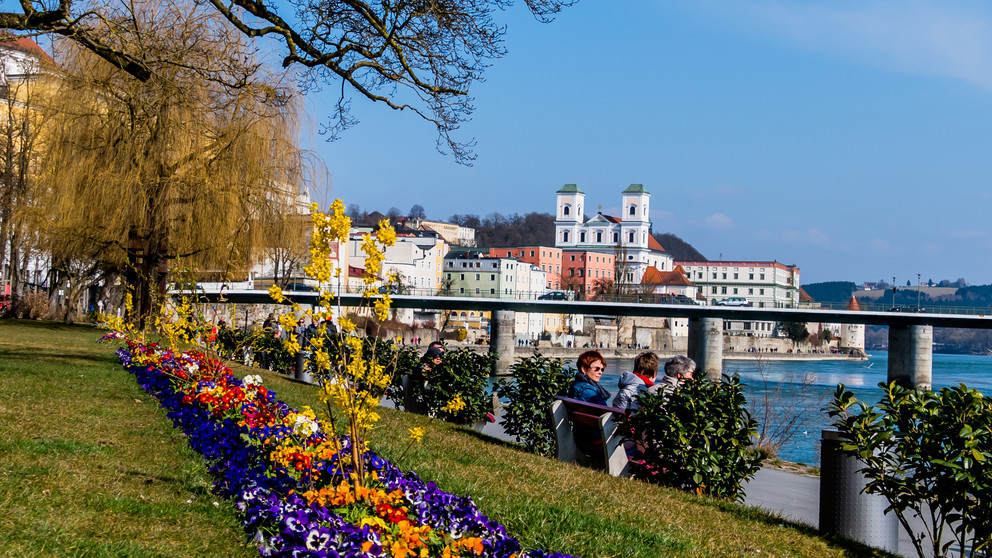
[554,184,672,284]
[678,260,801,337]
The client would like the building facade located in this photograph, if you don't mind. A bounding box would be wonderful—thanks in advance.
[487,246,563,290]
[677,260,801,337]
[553,184,672,285]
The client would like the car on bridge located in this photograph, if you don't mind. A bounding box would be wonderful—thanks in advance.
[716,297,749,307]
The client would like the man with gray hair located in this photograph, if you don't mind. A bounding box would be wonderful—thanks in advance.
[649,355,696,398]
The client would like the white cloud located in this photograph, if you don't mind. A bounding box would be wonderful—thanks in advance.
[870,238,891,252]
[705,212,734,229]
[950,229,987,239]
[807,228,830,246]
[719,0,992,90]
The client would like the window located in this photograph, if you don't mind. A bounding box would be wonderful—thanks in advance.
[749,273,754,280]
[490,274,495,280]
[596,231,602,242]
[563,230,569,242]
[733,273,738,279]
[563,205,570,216]
[759,288,765,295]
[748,288,753,295]
[579,269,584,277]
[570,255,576,261]
[628,232,635,242]
[475,274,480,280]
[446,273,451,279]
[760,274,765,280]
[475,288,480,294]
[579,232,586,243]
[629,205,636,216]
[733,288,738,294]
[613,232,619,243]
[722,273,727,279]
[490,288,496,294]
[712,273,717,279]
[569,269,575,277]
[530,250,535,257]
[595,270,599,278]
[711,286,717,294]
[460,274,464,280]
[721,287,727,294]
[459,288,464,294]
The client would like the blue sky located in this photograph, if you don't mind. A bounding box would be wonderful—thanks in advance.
[304,1,992,286]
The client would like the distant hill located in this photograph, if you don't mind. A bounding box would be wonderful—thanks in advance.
[654,233,706,262]
[802,281,857,303]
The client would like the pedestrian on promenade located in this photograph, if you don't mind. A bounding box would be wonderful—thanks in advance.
[612,352,659,412]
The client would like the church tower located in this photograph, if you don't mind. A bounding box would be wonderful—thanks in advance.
[555,184,584,247]
[620,184,650,249]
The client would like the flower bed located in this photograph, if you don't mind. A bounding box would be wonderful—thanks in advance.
[109,336,572,558]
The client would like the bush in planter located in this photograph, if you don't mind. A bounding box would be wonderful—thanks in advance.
[616,374,761,501]
[494,354,573,456]
[828,382,992,558]
[401,347,494,425]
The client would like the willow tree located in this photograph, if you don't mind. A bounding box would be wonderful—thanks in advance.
[32,0,315,322]
[0,0,578,164]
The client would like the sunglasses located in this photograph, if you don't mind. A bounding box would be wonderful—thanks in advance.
[589,365,606,372]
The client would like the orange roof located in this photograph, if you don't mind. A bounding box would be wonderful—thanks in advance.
[799,287,814,302]
[0,34,55,66]
[641,266,693,287]
[847,296,861,311]
[648,235,666,252]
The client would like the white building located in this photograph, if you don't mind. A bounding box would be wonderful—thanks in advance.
[554,184,672,284]
[678,260,801,337]
[347,228,447,325]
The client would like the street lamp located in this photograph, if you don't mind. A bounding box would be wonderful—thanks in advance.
[892,276,896,310]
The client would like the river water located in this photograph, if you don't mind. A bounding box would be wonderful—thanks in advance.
[591,352,992,465]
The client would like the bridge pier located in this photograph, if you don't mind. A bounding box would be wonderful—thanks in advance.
[887,324,932,390]
[688,317,724,381]
[491,310,515,375]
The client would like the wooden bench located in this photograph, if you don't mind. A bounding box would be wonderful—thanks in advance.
[549,396,630,477]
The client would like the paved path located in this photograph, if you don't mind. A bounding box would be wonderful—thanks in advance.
[387,402,937,557]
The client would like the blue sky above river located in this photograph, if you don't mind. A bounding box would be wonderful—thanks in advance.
[306,0,992,286]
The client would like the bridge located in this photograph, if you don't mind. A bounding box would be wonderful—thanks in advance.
[203,290,992,390]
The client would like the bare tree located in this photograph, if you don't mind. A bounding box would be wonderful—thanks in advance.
[0,0,579,163]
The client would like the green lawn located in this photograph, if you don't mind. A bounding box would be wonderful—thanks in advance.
[0,319,891,557]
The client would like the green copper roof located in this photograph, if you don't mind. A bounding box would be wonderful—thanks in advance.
[623,184,649,194]
[556,183,584,194]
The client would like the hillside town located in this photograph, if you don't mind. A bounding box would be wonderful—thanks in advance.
[0,37,863,357]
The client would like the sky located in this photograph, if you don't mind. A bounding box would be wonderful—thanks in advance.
[300,0,992,287]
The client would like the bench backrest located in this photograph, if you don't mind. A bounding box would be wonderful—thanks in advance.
[549,396,630,477]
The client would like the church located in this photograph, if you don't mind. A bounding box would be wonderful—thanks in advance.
[553,184,672,284]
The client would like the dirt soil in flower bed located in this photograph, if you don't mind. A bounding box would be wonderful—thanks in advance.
[0,319,892,558]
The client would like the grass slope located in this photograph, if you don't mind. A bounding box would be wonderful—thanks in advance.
[0,320,891,557]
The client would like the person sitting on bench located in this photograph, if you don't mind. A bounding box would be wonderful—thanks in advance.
[611,351,659,412]
[569,350,613,456]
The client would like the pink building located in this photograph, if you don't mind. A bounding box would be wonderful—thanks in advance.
[487,246,563,289]
[561,250,615,299]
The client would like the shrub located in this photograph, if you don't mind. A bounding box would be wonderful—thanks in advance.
[617,374,762,501]
[456,328,468,341]
[418,348,495,425]
[494,354,574,456]
[828,382,992,558]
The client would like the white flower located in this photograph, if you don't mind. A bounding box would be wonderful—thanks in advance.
[243,374,263,387]
[292,414,319,437]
